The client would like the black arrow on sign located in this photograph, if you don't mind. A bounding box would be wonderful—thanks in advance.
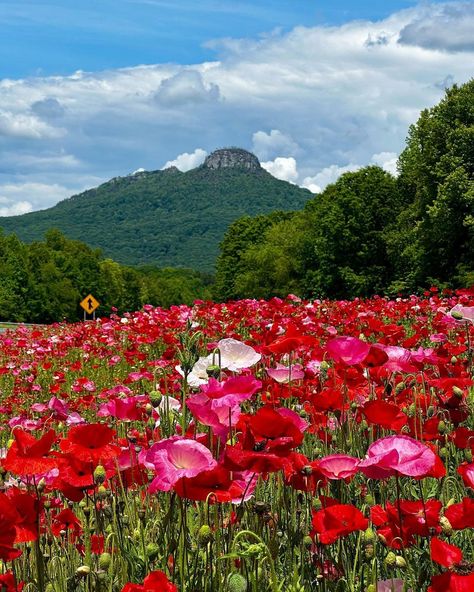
[87,298,93,312]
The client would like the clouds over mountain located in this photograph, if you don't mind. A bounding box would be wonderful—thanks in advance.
[1,2,473,212]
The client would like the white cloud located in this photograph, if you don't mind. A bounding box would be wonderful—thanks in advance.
[261,157,299,183]
[162,148,208,172]
[301,163,361,193]
[398,3,474,53]
[0,201,33,217]
[252,129,299,160]
[0,110,65,139]
[371,151,398,175]
[0,2,473,211]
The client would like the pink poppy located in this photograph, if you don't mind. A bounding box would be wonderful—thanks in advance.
[377,579,411,592]
[326,336,370,366]
[318,454,360,480]
[449,304,474,323]
[359,435,437,479]
[266,363,304,383]
[141,436,217,493]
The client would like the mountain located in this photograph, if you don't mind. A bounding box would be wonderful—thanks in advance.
[0,148,312,272]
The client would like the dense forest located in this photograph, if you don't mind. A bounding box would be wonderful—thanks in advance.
[0,158,311,272]
[0,229,212,322]
[215,80,474,300]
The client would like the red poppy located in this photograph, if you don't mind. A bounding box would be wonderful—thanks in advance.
[283,452,326,492]
[121,570,177,592]
[51,508,82,537]
[457,463,474,489]
[0,494,22,562]
[174,465,244,503]
[3,429,57,476]
[427,572,474,592]
[371,499,441,548]
[6,489,38,543]
[266,324,317,355]
[0,572,24,591]
[60,424,120,464]
[312,503,368,544]
[362,400,408,431]
[430,537,463,568]
[223,445,289,474]
[444,498,474,530]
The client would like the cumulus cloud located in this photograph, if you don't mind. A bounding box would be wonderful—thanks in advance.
[0,2,473,211]
[0,182,88,213]
[252,129,299,160]
[398,3,474,53]
[154,70,220,106]
[0,110,65,139]
[0,200,33,217]
[162,148,208,172]
[261,157,299,183]
[371,152,398,175]
[301,163,361,193]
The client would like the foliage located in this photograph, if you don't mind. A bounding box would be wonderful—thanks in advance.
[0,165,311,272]
[0,230,212,322]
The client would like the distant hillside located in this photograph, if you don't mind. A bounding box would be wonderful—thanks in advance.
[0,148,312,271]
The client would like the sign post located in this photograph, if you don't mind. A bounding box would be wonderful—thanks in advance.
[80,294,100,320]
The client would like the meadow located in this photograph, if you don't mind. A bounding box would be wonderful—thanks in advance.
[0,290,473,592]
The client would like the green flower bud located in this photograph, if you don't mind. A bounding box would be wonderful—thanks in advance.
[384,551,397,567]
[395,556,407,568]
[363,528,376,544]
[197,525,213,545]
[303,535,313,548]
[227,573,248,592]
[206,365,221,378]
[149,391,163,407]
[452,386,464,398]
[93,465,106,484]
[98,552,112,571]
[76,565,91,577]
[146,542,159,561]
[440,516,453,536]
[364,544,375,559]
[464,449,473,462]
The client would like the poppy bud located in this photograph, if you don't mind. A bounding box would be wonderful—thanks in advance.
[439,447,447,459]
[312,498,322,510]
[301,465,313,476]
[451,311,464,320]
[364,494,375,506]
[452,386,464,398]
[395,556,406,568]
[437,420,448,434]
[465,449,473,462]
[450,356,458,364]
[45,585,55,592]
[197,525,213,545]
[320,361,330,371]
[94,465,106,484]
[149,391,162,407]
[395,382,405,394]
[146,543,159,561]
[206,365,221,378]
[97,485,108,499]
[303,535,313,548]
[98,552,112,571]
[440,516,453,535]
[227,573,248,592]
[76,565,91,577]
[384,552,397,567]
[145,403,153,415]
[366,585,376,592]
[363,528,376,544]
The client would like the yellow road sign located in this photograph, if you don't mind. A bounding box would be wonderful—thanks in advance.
[80,294,100,314]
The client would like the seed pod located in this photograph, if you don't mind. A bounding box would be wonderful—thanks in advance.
[227,573,248,592]
[197,525,213,545]
[384,551,397,567]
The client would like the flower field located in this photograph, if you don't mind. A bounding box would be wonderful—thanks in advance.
[0,291,473,592]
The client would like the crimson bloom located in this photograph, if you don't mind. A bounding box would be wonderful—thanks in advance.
[362,400,408,432]
[444,498,474,530]
[60,423,120,464]
[121,570,177,592]
[3,429,57,476]
[174,465,245,503]
[312,503,368,544]
[0,494,22,562]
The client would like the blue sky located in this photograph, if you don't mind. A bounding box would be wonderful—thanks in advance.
[2,0,451,78]
[0,1,473,215]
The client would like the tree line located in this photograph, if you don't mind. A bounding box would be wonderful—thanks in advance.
[215,80,474,300]
[0,229,212,323]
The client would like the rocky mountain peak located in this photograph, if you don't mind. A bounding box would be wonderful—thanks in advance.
[203,148,261,171]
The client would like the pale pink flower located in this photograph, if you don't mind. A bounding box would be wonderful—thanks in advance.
[318,454,360,480]
[359,435,436,479]
[377,579,411,592]
[449,304,474,323]
[266,363,304,383]
[326,336,370,365]
[142,436,217,492]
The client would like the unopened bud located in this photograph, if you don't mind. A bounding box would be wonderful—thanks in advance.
[76,565,91,577]
[395,556,407,568]
[149,391,162,407]
[94,465,106,484]
[363,528,376,544]
[384,552,397,566]
[452,386,464,398]
[98,552,112,570]
[364,544,374,559]
[197,525,213,545]
[227,573,248,592]
[206,365,221,379]
[440,516,453,536]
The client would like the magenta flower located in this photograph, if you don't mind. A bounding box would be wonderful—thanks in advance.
[141,436,217,492]
[326,336,370,365]
[318,454,360,480]
[359,435,436,479]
